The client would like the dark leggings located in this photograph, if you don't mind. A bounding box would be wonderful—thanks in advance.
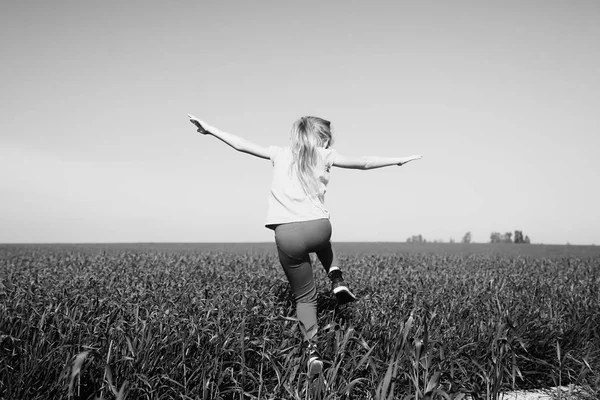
[274,218,339,339]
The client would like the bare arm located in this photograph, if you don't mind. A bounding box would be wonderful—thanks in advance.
[188,114,270,160]
[333,153,422,170]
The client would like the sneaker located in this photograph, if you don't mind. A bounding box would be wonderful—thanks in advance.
[306,344,323,377]
[307,354,323,377]
[331,277,356,305]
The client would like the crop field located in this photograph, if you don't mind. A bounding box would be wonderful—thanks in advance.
[1,243,599,400]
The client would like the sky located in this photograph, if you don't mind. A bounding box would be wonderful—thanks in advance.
[1,1,599,245]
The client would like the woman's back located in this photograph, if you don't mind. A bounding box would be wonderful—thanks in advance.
[265,145,337,228]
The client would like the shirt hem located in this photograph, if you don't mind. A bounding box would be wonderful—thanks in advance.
[265,215,331,229]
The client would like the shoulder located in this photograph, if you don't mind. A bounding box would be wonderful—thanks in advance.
[268,145,291,164]
[318,147,338,166]
[268,145,283,159]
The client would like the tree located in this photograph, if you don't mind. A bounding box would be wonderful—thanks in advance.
[514,230,524,244]
[407,234,426,244]
[462,232,472,244]
[449,238,455,244]
[490,230,531,244]
[490,232,502,243]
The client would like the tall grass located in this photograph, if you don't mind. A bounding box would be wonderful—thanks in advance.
[1,247,598,399]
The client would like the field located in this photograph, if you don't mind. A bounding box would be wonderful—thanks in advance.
[1,243,599,400]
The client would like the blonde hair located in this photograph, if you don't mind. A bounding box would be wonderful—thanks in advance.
[289,116,334,196]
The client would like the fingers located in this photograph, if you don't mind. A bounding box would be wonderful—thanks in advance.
[188,114,205,130]
[188,113,200,122]
[398,155,423,166]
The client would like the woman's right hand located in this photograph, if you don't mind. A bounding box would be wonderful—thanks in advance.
[188,114,211,134]
[398,155,422,165]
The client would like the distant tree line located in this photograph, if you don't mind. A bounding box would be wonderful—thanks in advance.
[406,234,427,243]
[490,230,530,244]
[406,230,531,244]
[406,232,472,244]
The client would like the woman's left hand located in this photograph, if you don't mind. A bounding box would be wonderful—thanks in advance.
[188,114,211,134]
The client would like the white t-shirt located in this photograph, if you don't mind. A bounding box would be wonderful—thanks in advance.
[265,145,337,228]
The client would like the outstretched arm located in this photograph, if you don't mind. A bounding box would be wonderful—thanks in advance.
[333,153,422,170]
[188,114,270,160]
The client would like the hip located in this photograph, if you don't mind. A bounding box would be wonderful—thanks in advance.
[272,218,332,254]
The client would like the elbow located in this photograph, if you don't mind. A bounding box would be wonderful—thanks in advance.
[231,139,246,152]
[361,156,374,170]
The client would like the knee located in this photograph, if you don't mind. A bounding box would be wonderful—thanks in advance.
[296,284,317,305]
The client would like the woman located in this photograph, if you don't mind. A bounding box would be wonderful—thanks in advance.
[188,114,422,376]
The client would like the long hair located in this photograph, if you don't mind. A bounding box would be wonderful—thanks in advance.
[289,116,334,196]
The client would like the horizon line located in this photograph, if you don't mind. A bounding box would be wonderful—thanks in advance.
[1,241,597,247]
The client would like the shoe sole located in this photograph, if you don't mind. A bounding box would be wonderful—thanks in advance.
[333,286,356,305]
[308,357,323,376]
